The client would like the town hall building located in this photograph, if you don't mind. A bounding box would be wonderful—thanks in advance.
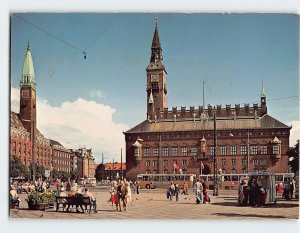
[124,19,291,181]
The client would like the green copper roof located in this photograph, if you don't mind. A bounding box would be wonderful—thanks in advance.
[21,42,36,88]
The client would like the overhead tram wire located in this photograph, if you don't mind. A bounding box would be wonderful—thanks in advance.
[12,14,87,59]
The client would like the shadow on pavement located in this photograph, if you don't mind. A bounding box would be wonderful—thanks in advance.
[213,212,287,219]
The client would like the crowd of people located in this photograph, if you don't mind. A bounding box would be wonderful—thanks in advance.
[238,176,297,207]
[108,179,135,212]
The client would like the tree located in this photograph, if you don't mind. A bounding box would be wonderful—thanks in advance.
[10,156,29,179]
[287,140,299,174]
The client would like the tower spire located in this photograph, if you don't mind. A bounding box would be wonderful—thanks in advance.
[261,81,266,98]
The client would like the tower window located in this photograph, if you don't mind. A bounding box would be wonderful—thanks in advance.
[151,82,159,90]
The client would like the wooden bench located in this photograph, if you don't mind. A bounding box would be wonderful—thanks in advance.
[56,195,96,214]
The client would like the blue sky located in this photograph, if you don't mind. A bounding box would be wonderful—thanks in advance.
[10,13,299,162]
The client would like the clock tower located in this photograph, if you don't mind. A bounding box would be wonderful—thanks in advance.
[146,17,167,120]
[19,42,37,134]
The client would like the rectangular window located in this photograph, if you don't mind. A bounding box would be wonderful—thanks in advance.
[146,160,150,167]
[134,148,140,157]
[153,148,159,156]
[240,145,247,155]
[242,159,247,166]
[261,145,268,155]
[191,147,198,157]
[144,148,150,156]
[153,160,158,167]
[182,160,187,166]
[221,159,226,167]
[162,147,169,156]
[231,159,236,167]
[163,160,168,167]
[181,147,188,156]
[253,160,259,166]
[172,147,178,156]
[210,146,215,156]
[230,146,237,155]
[251,145,258,155]
[220,146,227,156]
[273,145,280,155]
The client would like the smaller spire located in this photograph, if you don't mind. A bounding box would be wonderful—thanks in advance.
[27,41,30,50]
[155,16,158,27]
[261,81,266,98]
[149,89,154,104]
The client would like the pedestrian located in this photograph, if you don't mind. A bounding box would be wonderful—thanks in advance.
[290,179,295,199]
[277,181,283,197]
[201,179,208,204]
[109,182,117,211]
[117,181,128,211]
[126,180,134,205]
[168,182,175,201]
[283,179,290,200]
[135,180,139,194]
[194,178,203,204]
[175,184,180,201]
[181,181,189,195]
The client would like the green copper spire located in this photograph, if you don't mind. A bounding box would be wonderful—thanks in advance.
[20,42,36,89]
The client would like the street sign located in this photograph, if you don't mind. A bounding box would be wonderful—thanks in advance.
[45,170,50,178]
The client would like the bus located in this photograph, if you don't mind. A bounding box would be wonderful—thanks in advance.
[199,172,294,190]
[137,173,195,189]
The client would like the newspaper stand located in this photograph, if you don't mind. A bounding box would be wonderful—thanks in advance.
[248,172,277,204]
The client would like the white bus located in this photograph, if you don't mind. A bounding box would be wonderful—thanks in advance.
[137,173,195,189]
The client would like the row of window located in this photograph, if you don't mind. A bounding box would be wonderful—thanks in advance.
[145,158,269,168]
[141,144,280,157]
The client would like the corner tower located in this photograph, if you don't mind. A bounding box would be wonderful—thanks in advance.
[19,42,37,133]
[260,82,267,115]
[146,17,167,119]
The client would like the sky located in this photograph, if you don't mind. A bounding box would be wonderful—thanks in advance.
[10,13,299,163]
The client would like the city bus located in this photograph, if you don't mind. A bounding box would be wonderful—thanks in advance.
[137,173,195,189]
[199,172,294,190]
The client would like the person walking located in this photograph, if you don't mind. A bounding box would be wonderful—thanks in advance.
[181,181,189,195]
[175,184,180,201]
[168,182,175,201]
[194,178,203,204]
[290,179,295,199]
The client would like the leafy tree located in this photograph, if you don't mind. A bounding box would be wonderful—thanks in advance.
[287,140,299,174]
[10,156,29,178]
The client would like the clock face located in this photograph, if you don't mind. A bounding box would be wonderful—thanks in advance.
[151,74,159,82]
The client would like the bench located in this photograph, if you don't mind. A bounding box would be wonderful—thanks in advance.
[56,195,97,214]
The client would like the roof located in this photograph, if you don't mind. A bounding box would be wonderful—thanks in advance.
[11,112,26,130]
[22,43,35,79]
[105,163,126,171]
[125,114,290,134]
[50,139,63,147]
[11,111,49,139]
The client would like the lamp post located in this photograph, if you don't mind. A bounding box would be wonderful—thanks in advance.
[213,106,219,196]
[247,129,250,174]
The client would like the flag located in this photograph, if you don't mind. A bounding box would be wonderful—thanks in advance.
[174,162,180,171]
[201,162,204,170]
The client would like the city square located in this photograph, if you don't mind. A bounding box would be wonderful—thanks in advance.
[7,12,299,225]
[10,188,299,220]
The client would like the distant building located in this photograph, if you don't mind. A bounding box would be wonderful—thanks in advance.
[50,140,72,173]
[124,19,291,181]
[75,147,96,178]
[96,163,126,181]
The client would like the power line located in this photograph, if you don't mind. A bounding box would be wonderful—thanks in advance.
[12,14,87,59]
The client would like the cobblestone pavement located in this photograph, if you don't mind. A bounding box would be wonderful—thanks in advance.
[10,188,299,220]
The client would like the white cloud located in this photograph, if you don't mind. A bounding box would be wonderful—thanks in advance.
[11,87,129,163]
[288,120,300,147]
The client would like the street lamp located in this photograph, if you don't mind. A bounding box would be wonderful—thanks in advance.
[23,119,36,181]
[213,106,219,196]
